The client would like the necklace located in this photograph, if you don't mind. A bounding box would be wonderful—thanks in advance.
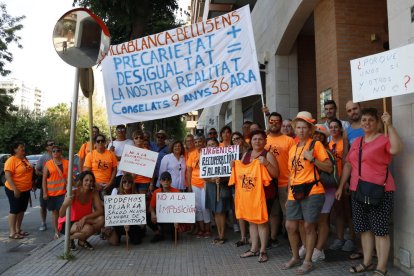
[292,142,306,178]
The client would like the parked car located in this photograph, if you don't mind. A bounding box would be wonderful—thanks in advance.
[0,153,11,186]
[26,154,43,168]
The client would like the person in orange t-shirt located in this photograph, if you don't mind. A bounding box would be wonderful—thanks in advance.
[131,130,153,194]
[265,111,295,247]
[84,134,118,197]
[186,134,210,237]
[78,126,99,171]
[219,126,232,147]
[4,142,33,239]
[282,112,332,274]
[232,130,279,263]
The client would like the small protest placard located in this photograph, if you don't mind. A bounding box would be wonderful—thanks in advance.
[350,43,414,102]
[200,145,239,178]
[156,192,195,223]
[118,144,158,178]
[104,194,146,226]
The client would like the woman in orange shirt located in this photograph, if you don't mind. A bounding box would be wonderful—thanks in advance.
[238,130,279,263]
[4,142,33,239]
[219,126,232,147]
[131,130,153,194]
[282,112,332,274]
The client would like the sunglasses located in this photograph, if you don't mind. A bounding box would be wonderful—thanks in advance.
[47,143,55,146]
[269,119,281,124]
[96,140,106,144]
[116,128,126,132]
[232,137,242,142]
[52,149,62,153]
[208,132,217,135]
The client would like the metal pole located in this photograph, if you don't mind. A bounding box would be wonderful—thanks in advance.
[64,68,80,256]
[261,94,268,130]
[88,95,93,152]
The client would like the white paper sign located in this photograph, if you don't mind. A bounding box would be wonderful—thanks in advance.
[101,5,262,125]
[200,145,239,178]
[118,144,158,178]
[156,192,195,223]
[350,43,414,102]
[104,194,146,226]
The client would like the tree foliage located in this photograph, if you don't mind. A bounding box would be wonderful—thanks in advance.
[0,3,25,77]
[0,87,18,123]
[73,0,179,44]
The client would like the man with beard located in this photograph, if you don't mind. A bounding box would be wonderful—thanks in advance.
[264,112,295,248]
[78,126,100,171]
[345,100,364,145]
[323,100,350,140]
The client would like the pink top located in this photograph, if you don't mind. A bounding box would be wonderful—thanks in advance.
[58,192,93,231]
[347,135,395,192]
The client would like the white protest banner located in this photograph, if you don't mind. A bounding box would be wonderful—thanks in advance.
[350,43,414,102]
[156,192,195,223]
[200,145,239,178]
[101,5,262,125]
[118,144,158,178]
[104,194,146,226]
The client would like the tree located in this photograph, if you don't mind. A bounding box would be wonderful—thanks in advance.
[0,87,17,123]
[0,3,25,77]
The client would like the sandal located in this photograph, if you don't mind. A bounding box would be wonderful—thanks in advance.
[217,238,226,245]
[235,237,248,247]
[212,237,221,244]
[373,269,388,276]
[258,252,268,263]
[296,261,313,275]
[9,233,24,240]
[349,252,364,260]
[53,233,60,240]
[196,231,204,238]
[78,240,94,250]
[240,249,259,258]
[281,258,301,270]
[349,263,373,273]
[18,230,29,236]
[203,231,211,238]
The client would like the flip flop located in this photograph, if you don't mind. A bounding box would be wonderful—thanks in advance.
[349,263,373,273]
[240,249,259,258]
[373,269,388,276]
[258,252,268,263]
[9,233,24,239]
[18,230,29,236]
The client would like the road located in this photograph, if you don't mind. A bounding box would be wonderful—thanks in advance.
[0,187,55,274]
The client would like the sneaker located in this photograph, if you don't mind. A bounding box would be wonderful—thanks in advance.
[233,224,240,232]
[70,240,78,251]
[341,240,355,252]
[329,239,345,250]
[311,248,325,262]
[39,223,47,232]
[299,245,306,259]
[150,234,165,243]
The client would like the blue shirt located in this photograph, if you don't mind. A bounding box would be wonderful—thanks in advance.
[151,144,170,178]
[347,126,364,145]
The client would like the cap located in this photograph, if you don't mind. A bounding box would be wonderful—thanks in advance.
[160,171,172,181]
[156,130,167,137]
[314,124,330,137]
[292,111,316,125]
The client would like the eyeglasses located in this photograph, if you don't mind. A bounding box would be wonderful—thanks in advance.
[96,140,106,144]
[52,149,62,153]
[232,137,242,142]
[116,128,126,132]
[47,143,55,146]
[269,119,281,124]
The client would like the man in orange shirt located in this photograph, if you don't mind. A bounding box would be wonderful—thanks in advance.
[265,112,295,248]
[78,126,100,171]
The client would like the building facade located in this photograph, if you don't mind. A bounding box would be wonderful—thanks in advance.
[193,0,414,273]
[0,78,44,116]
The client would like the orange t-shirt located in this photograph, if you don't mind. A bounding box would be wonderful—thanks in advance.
[329,139,344,177]
[84,150,118,184]
[5,156,33,192]
[287,139,328,200]
[134,174,151,184]
[186,150,204,188]
[184,148,196,161]
[78,142,94,160]
[265,134,295,187]
[229,160,272,224]
[150,187,180,208]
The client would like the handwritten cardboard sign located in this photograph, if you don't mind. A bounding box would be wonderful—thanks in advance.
[350,43,414,102]
[156,192,195,223]
[102,6,262,125]
[200,145,239,178]
[118,144,158,178]
[104,194,146,226]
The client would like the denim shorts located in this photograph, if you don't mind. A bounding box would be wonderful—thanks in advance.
[286,194,325,223]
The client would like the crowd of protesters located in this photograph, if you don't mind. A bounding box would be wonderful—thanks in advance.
[3,99,402,275]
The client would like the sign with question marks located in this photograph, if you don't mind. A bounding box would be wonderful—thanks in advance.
[350,43,414,102]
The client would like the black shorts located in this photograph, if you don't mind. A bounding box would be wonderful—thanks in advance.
[5,187,30,214]
[47,195,65,211]
[351,191,393,236]
[39,188,47,209]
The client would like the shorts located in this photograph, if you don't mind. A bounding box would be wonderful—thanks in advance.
[47,194,65,211]
[271,186,288,217]
[39,188,47,209]
[5,187,31,214]
[286,194,325,223]
[266,198,274,215]
[135,182,150,193]
[351,191,393,236]
[321,187,336,214]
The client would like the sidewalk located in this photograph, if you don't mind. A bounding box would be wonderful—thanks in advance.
[3,230,408,276]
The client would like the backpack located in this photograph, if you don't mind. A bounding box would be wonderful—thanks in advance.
[309,140,339,188]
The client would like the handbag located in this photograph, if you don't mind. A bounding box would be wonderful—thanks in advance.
[353,138,388,206]
[291,181,317,201]
[309,140,339,188]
